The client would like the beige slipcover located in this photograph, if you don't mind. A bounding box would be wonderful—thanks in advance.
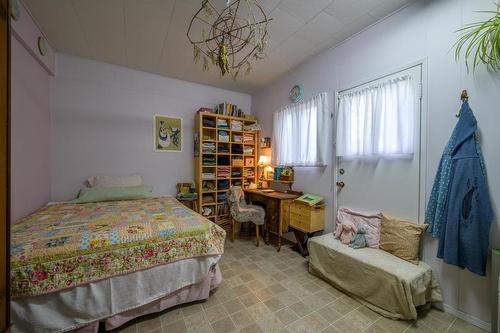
[308,234,442,320]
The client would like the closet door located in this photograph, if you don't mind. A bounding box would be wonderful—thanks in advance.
[0,0,10,331]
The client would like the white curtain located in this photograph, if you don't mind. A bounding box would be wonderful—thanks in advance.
[273,92,328,166]
[336,74,415,157]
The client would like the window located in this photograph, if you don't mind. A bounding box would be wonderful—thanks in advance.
[336,71,418,158]
[272,92,328,166]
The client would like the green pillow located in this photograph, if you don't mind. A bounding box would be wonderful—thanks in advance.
[71,185,153,204]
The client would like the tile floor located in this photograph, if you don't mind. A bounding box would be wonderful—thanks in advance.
[113,237,486,333]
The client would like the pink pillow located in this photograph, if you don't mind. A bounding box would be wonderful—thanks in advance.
[336,208,382,248]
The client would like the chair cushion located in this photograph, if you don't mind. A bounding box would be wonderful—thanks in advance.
[231,204,265,225]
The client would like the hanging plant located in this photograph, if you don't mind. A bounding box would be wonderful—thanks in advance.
[454,3,500,72]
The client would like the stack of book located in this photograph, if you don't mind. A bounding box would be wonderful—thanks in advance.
[215,102,244,117]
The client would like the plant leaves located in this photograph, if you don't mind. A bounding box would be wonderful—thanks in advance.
[453,3,500,72]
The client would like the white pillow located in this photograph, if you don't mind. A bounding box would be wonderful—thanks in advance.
[87,174,143,188]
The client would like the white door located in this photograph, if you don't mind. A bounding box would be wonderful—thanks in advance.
[335,65,423,221]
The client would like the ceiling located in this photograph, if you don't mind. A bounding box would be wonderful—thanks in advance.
[23,0,413,93]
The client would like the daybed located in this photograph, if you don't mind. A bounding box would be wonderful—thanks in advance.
[308,234,442,320]
[10,196,225,333]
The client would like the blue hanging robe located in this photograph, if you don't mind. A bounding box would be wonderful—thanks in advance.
[430,101,493,276]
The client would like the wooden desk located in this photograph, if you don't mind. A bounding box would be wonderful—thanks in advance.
[243,189,299,251]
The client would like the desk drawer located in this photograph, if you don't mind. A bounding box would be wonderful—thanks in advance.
[290,202,325,233]
[290,204,311,219]
[290,213,309,231]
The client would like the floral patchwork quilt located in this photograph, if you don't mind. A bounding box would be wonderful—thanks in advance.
[11,196,225,298]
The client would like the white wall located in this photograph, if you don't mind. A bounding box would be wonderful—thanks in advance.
[50,54,251,201]
[10,37,51,222]
[252,0,500,328]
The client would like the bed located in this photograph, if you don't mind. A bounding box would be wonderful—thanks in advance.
[10,196,226,333]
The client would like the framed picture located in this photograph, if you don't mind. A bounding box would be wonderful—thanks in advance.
[154,115,182,152]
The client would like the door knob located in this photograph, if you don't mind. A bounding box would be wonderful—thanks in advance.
[336,181,345,189]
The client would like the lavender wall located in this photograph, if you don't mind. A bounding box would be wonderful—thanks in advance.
[10,37,51,221]
[252,0,500,328]
[50,54,252,201]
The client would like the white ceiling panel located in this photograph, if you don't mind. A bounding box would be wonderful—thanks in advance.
[325,0,380,24]
[277,0,333,22]
[271,36,316,68]
[294,12,344,46]
[124,0,175,73]
[156,0,198,78]
[71,0,128,66]
[265,7,305,50]
[22,0,89,58]
[22,0,414,93]
[368,0,414,19]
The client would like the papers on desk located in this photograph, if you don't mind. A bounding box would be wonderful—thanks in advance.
[295,193,324,206]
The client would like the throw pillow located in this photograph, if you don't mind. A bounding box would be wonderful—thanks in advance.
[379,214,428,264]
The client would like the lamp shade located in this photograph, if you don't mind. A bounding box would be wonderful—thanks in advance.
[258,155,270,166]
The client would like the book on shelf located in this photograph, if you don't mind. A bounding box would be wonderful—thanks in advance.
[215,103,244,117]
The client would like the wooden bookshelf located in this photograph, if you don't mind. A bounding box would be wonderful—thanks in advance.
[195,112,260,227]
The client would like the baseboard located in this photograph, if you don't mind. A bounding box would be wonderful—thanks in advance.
[439,303,492,332]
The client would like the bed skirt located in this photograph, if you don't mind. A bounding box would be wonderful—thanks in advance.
[73,264,222,333]
[12,256,222,333]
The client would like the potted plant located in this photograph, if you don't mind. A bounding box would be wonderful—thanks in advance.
[454,2,500,72]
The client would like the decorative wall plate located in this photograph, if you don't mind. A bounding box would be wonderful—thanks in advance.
[11,0,21,21]
[37,36,47,56]
[289,84,304,103]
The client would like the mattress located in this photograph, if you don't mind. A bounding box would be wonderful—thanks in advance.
[11,196,226,298]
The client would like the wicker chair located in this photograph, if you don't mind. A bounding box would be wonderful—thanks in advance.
[228,186,265,246]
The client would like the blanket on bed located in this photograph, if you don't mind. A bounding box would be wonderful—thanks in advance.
[11,196,225,298]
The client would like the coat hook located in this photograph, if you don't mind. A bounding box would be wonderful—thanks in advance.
[457,90,469,117]
[460,90,469,102]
